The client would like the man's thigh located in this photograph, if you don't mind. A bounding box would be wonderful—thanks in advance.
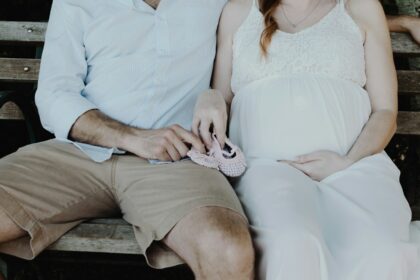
[0,140,118,259]
[114,156,246,269]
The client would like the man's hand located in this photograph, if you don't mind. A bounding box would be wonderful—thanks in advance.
[70,110,205,162]
[122,125,206,161]
[281,150,355,181]
[193,89,228,149]
[387,15,420,45]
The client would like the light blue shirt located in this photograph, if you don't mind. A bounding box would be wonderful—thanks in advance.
[35,0,227,162]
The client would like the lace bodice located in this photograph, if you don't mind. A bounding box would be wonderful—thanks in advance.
[231,0,366,93]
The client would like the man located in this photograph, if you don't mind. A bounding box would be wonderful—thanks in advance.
[0,0,254,279]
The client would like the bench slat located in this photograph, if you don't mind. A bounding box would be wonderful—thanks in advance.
[0,21,46,44]
[397,111,420,135]
[0,102,24,120]
[2,104,419,136]
[392,33,420,56]
[0,21,419,55]
[0,58,419,94]
[0,58,40,82]
[47,222,141,254]
[48,204,419,256]
[398,71,420,94]
[89,218,130,225]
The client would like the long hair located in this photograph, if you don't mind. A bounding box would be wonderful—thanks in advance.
[259,0,281,56]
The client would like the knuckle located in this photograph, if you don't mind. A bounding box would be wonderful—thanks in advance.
[154,147,165,155]
[158,138,168,146]
[164,130,175,139]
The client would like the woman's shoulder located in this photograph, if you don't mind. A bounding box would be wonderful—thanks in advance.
[345,0,388,34]
[219,0,254,38]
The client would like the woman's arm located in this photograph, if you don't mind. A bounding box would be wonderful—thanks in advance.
[387,15,420,44]
[192,0,252,148]
[289,0,400,181]
[345,0,398,162]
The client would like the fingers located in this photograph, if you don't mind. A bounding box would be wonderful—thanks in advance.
[192,117,200,137]
[170,125,206,154]
[294,151,324,163]
[289,162,308,172]
[170,136,190,159]
[165,144,181,161]
[199,120,213,149]
[213,115,227,147]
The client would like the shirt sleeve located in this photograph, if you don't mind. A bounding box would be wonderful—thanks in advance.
[35,0,97,140]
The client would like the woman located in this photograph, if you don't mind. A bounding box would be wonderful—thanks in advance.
[193,0,420,279]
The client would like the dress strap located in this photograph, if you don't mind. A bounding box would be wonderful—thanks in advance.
[253,0,259,9]
[338,0,347,10]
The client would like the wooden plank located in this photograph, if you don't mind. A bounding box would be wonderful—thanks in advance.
[0,58,40,82]
[0,57,419,95]
[48,203,420,254]
[392,33,420,56]
[398,71,420,94]
[397,111,420,135]
[0,102,24,120]
[47,223,141,255]
[1,102,420,137]
[89,218,130,226]
[0,21,46,44]
[0,21,418,56]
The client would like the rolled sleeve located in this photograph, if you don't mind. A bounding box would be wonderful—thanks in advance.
[35,0,97,139]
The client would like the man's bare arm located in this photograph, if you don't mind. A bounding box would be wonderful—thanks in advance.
[70,110,205,161]
[70,109,130,149]
[387,15,420,44]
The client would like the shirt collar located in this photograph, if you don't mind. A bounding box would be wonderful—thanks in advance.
[117,0,167,13]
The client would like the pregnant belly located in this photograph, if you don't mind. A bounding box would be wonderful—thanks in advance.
[229,75,371,161]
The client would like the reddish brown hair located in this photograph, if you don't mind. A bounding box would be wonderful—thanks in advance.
[259,0,281,56]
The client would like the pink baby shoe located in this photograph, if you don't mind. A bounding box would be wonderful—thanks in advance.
[187,134,247,177]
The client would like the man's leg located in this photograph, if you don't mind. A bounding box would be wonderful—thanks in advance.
[163,207,254,280]
[115,156,254,279]
[0,209,25,243]
[0,140,118,259]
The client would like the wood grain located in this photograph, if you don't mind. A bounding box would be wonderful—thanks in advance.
[398,71,420,94]
[397,111,420,136]
[0,58,40,82]
[392,33,420,56]
[0,21,419,56]
[47,222,141,255]
[0,21,46,44]
[0,102,24,120]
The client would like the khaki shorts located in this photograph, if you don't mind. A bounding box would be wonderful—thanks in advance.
[0,140,245,268]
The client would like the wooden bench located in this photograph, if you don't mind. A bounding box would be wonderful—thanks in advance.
[0,20,420,265]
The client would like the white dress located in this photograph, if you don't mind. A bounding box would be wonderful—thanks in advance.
[229,0,420,279]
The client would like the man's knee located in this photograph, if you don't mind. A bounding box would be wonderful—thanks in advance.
[194,207,255,276]
[0,208,25,243]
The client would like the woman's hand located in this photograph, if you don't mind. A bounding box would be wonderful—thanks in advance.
[192,89,228,149]
[282,151,355,181]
